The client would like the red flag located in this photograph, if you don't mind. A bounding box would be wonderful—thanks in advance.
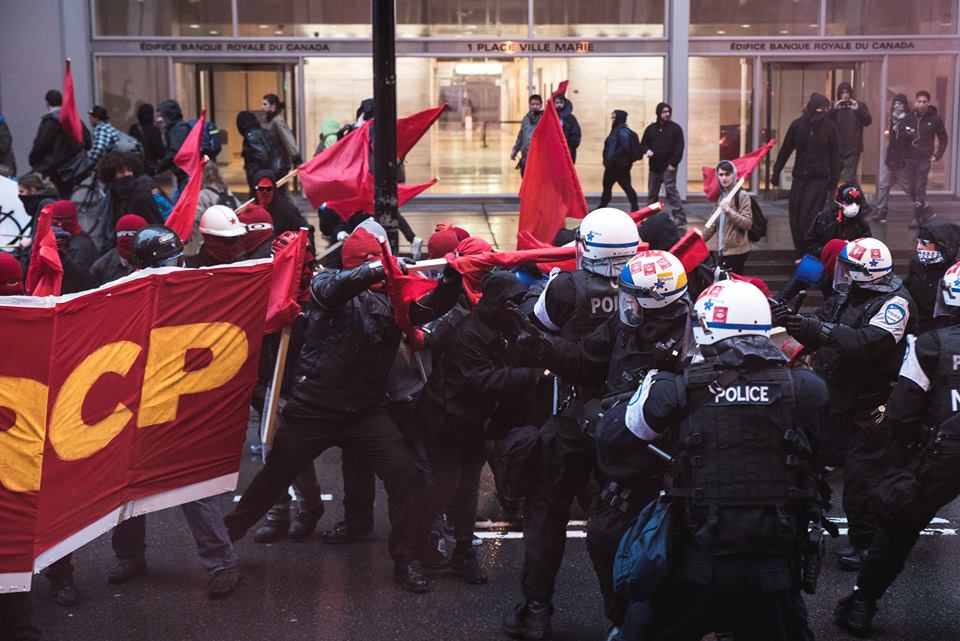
[60,59,83,147]
[26,205,64,296]
[379,239,438,349]
[165,156,208,242]
[701,139,776,202]
[628,201,663,225]
[174,108,206,176]
[670,229,710,273]
[447,246,576,307]
[517,81,588,245]
[397,104,448,161]
[264,228,308,334]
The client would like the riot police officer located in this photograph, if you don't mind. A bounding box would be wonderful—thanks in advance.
[835,261,960,637]
[626,279,829,640]
[505,207,640,639]
[778,237,917,570]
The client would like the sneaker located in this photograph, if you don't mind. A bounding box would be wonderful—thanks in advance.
[50,575,82,606]
[411,236,424,261]
[451,549,488,585]
[107,558,147,584]
[834,590,877,637]
[288,506,325,541]
[503,600,554,640]
[253,518,289,544]
[207,566,241,599]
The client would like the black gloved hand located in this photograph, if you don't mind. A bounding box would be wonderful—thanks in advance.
[293,154,304,166]
[769,298,792,327]
[442,263,462,284]
[771,172,780,188]
[785,314,821,341]
[397,257,416,275]
[365,259,388,283]
[515,330,551,363]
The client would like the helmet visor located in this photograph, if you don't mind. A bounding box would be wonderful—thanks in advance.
[618,288,644,327]
[833,259,855,293]
[156,252,184,268]
[934,277,960,318]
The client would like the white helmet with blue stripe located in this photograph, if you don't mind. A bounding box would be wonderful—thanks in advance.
[576,207,640,277]
[619,250,688,326]
[833,237,893,292]
[693,279,771,346]
[935,260,960,317]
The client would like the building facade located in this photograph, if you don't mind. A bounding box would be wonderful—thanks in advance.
[1,0,958,199]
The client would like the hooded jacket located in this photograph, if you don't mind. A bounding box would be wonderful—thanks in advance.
[906,220,960,331]
[238,112,281,192]
[511,108,542,165]
[603,110,635,168]
[155,100,191,178]
[885,93,912,169]
[28,109,91,177]
[772,93,841,183]
[702,161,753,257]
[557,97,582,163]
[906,103,948,162]
[639,102,684,172]
[129,103,166,175]
[830,82,872,158]
[252,169,311,239]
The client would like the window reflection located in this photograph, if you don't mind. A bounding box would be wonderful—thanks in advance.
[690,0,820,36]
[97,57,171,131]
[826,0,956,35]
[236,1,371,38]
[533,0,665,37]
[96,0,232,36]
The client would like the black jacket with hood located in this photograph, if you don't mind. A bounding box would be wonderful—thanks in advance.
[557,98,582,163]
[155,100,191,179]
[885,93,912,169]
[803,205,872,258]
[773,93,841,183]
[906,220,960,332]
[906,104,948,162]
[252,169,312,241]
[603,110,635,168]
[129,103,166,175]
[639,102,684,172]
[830,82,872,158]
[28,109,91,177]
[238,111,281,193]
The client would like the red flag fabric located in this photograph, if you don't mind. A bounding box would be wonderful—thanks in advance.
[379,239,438,349]
[628,201,663,225]
[264,228,308,334]
[25,205,64,296]
[397,103,447,162]
[515,231,578,272]
[174,108,206,176]
[517,81,588,245]
[60,59,83,147]
[448,246,577,307]
[669,229,710,274]
[165,156,208,242]
[701,139,776,202]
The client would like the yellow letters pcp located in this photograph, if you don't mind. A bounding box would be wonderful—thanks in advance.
[138,322,248,428]
[0,377,48,492]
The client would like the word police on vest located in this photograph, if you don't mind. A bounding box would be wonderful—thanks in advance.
[590,295,618,315]
[713,384,780,405]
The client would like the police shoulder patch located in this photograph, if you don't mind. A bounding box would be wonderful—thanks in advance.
[869,295,910,342]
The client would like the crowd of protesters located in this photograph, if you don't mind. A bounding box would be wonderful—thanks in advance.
[0,80,959,641]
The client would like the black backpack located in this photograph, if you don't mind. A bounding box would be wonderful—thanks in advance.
[747,196,767,242]
[628,129,644,163]
[213,188,238,209]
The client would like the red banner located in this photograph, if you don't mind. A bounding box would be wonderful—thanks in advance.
[0,262,272,591]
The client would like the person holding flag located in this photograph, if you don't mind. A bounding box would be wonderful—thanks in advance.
[702,160,754,274]
[28,88,90,199]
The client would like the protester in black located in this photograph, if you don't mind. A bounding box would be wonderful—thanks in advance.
[28,90,91,199]
[94,151,163,249]
[128,103,166,176]
[554,93,581,163]
[905,220,960,332]
[831,81,872,184]
[155,100,191,190]
[903,90,949,228]
[640,102,687,224]
[237,111,281,197]
[598,110,639,211]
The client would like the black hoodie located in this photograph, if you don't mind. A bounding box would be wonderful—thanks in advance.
[885,93,911,169]
[129,103,165,174]
[906,220,960,331]
[239,113,281,193]
[639,102,684,172]
[556,97,582,163]
[830,82,872,157]
[906,103,948,162]
[772,93,840,182]
[155,100,190,178]
[251,169,311,240]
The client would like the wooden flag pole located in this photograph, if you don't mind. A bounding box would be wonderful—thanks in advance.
[235,168,299,214]
[260,325,292,462]
[704,177,745,230]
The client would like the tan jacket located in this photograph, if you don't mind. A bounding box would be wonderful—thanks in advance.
[703,189,753,256]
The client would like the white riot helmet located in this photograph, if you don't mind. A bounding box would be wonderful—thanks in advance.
[199,205,246,238]
[833,237,893,293]
[618,250,688,326]
[576,208,640,277]
[693,279,771,346]
[934,261,960,318]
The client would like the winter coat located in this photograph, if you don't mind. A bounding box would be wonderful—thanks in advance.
[830,82,872,158]
[315,117,342,155]
[511,110,542,161]
[702,189,752,257]
[28,110,91,178]
[94,175,163,248]
[89,247,134,285]
[905,105,948,161]
[802,208,872,258]
[885,93,912,169]
[66,233,99,273]
[905,220,960,332]
[603,122,635,168]
[639,103,684,172]
[0,115,15,175]
[239,118,281,193]
[155,100,191,180]
[557,99,582,163]
[252,170,311,238]
[266,114,299,176]
[772,93,841,183]
[60,256,98,294]
[129,104,166,175]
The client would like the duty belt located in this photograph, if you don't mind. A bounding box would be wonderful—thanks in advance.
[599,480,642,514]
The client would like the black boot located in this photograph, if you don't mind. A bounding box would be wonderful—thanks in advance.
[49,575,82,606]
[835,590,877,637]
[288,505,325,541]
[503,599,554,640]
[451,544,488,585]
[393,560,430,593]
[838,545,866,571]
[107,558,147,584]
[253,517,289,544]
[320,521,374,544]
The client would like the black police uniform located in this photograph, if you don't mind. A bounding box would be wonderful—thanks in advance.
[223,261,459,589]
[840,322,960,632]
[628,337,829,641]
[787,276,916,554]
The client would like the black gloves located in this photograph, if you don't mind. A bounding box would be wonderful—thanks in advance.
[397,257,416,275]
[442,263,462,284]
[769,298,792,327]
[785,315,836,343]
[771,172,780,188]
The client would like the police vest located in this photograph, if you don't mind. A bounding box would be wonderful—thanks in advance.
[928,326,960,435]
[603,316,687,397]
[560,270,619,341]
[667,365,817,551]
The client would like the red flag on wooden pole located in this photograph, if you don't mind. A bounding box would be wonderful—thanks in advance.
[701,139,776,202]
[60,59,84,147]
[165,156,208,242]
[174,108,207,177]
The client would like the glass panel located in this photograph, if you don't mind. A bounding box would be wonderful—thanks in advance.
[95,0,232,37]
[236,1,371,38]
[397,1,528,37]
[532,57,665,196]
[687,57,754,194]
[533,0,665,37]
[690,0,820,36]
[886,55,954,191]
[827,0,956,36]
[96,57,171,132]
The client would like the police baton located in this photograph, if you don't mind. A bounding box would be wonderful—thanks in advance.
[645,443,673,463]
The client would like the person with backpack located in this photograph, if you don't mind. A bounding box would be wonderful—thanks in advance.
[129,103,166,175]
[28,89,92,199]
[88,106,138,166]
[598,110,640,211]
[155,100,192,191]
[702,160,753,274]
[640,102,687,225]
[237,111,281,197]
[263,93,301,177]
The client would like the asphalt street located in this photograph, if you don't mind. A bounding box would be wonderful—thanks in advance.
[26,412,960,641]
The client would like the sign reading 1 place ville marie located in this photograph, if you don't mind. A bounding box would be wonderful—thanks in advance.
[0,262,272,593]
